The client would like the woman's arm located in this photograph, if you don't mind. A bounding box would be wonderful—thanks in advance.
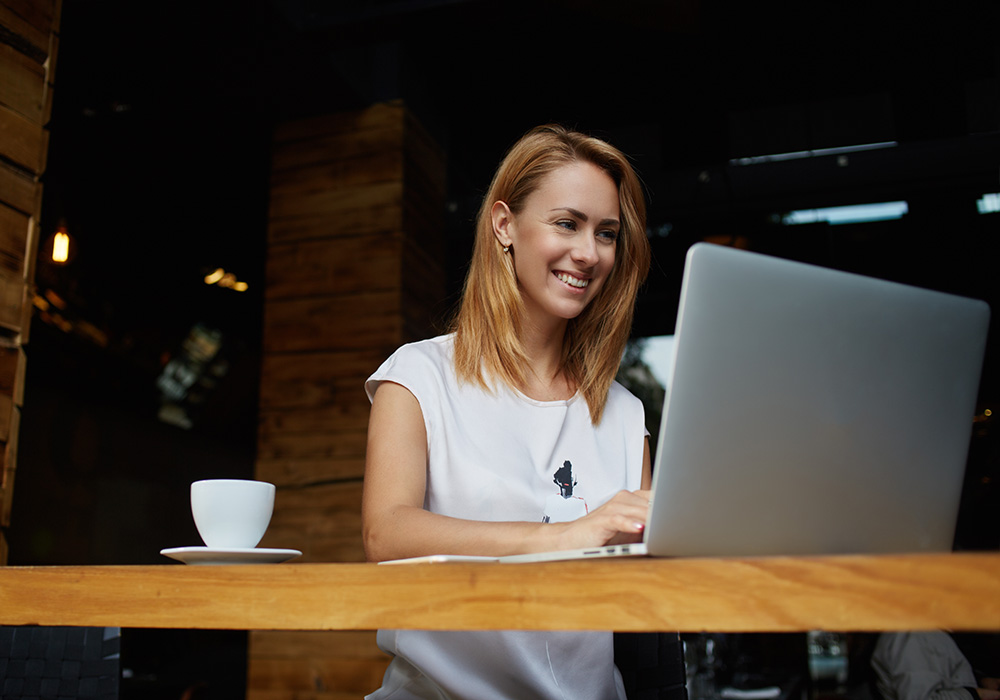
[361,381,651,562]
[642,437,652,489]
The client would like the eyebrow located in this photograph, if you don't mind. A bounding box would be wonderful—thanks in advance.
[551,207,621,228]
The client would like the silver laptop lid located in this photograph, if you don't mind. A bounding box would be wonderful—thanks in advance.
[645,243,990,557]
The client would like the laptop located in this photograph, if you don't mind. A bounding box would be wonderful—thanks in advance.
[497,243,990,563]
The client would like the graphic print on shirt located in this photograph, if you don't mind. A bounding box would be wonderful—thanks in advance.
[542,460,590,523]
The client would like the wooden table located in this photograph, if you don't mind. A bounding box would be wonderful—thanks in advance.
[1,552,997,632]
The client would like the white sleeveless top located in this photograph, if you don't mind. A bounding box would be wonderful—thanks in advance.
[364,334,646,700]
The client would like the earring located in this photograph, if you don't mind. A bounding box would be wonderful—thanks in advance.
[502,244,510,253]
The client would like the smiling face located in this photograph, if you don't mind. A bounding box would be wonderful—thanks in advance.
[492,160,620,333]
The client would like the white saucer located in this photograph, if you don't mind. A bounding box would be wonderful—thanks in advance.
[160,546,302,565]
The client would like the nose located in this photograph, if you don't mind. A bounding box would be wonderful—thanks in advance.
[571,231,600,267]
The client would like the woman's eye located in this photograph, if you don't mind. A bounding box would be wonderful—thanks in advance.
[598,230,619,242]
[556,220,576,230]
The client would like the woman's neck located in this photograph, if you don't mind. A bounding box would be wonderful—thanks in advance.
[518,318,574,401]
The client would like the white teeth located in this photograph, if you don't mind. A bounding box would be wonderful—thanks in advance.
[556,272,589,288]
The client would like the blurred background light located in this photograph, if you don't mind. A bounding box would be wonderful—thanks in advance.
[781,201,909,226]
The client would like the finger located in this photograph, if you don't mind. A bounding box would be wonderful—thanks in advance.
[605,496,651,521]
[609,489,651,507]
[606,510,647,533]
[620,515,646,533]
[594,505,648,529]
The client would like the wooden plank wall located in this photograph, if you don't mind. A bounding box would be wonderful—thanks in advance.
[0,0,60,565]
[250,101,446,699]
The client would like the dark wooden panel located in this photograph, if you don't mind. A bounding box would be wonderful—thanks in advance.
[402,235,449,336]
[0,42,45,122]
[271,126,404,173]
[248,629,389,698]
[271,139,404,186]
[0,104,46,174]
[264,232,402,301]
[0,161,39,215]
[256,455,365,488]
[0,346,24,401]
[258,351,380,409]
[0,0,58,570]
[262,291,401,354]
[267,206,404,246]
[0,202,28,273]
[268,180,403,224]
[256,430,367,485]
[272,100,405,146]
[0,267,25,332]
[258,480,365,562]
[1,405,18,526]
[0,394,10,441]
[0,0,58,36]
[257,430,367,463]
[20,216,36,333]
[253,102,444,698]
[258,402,372,438]
[0,3,50,61]
[402,111,446,198]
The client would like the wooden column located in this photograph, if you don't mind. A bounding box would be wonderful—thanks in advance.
[0,0,60,564]
[251,101,446,698]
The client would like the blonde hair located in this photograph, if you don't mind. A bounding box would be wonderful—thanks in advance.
[450,124,651,424]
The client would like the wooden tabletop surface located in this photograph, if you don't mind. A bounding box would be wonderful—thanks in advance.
[2,552,997,632]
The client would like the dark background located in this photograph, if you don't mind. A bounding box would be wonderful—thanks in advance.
[5,0,999,696]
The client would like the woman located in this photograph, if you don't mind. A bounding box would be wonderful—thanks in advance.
[363,124,653,699]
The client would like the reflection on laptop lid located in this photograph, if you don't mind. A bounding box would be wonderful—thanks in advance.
[502,243,990,563]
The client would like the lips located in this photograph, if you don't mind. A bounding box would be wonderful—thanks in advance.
[555,271,590,289]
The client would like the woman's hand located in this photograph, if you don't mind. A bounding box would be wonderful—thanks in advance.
[546,438,653,550]
[551,488,652,550]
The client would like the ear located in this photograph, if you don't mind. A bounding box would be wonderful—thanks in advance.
[490,201,514,248]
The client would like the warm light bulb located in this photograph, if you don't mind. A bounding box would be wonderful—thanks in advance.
[233,281,248,292]
[53,232,70,263]
[204,268,225,285]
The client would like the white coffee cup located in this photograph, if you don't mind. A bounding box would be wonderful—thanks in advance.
[191,479,275,549]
